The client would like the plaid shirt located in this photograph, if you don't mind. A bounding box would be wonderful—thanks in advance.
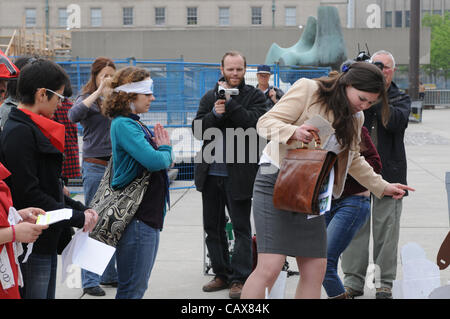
[53,99,81,179]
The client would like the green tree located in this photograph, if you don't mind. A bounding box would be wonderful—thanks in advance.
[422,12,450,87]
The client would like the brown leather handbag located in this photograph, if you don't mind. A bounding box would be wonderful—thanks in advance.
[273,132,337,215]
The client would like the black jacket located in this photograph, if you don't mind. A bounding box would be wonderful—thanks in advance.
[363,81,411,186]
[192,79,268,200]
[258,85,285,109]
[0,107,85,254]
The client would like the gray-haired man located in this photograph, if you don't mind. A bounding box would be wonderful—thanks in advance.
[341,50,411,299]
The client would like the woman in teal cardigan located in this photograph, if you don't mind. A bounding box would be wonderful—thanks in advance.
[102,66,172,299]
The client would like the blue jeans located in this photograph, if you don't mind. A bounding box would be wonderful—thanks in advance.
[115,218,160,299]
[81,161,118,288]
[19,253,57,299]
[322,195,371,297]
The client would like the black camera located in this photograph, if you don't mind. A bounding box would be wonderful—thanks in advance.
[341,44,384,72]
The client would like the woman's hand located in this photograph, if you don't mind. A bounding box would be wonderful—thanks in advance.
[83,209,98,232]
[383,183,415,200]
[14,222,48,243]
[97,76,112,97]
[17,207,45,224]
[288,124,319,144]
[153,123,171,147]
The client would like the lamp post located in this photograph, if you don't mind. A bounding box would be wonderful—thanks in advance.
[272,0,276,29]
[45,0,49,36]
[409,0,420,100]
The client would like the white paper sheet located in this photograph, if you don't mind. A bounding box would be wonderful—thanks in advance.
[36,208,72,225]
[304,114,335,145]
[61,230,115,284]
[308,167,334,219]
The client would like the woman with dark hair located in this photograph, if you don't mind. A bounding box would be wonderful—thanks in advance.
[0,58,98,299]
[68,57,118,296]
[102,66,172,299]
[241,62,414,299]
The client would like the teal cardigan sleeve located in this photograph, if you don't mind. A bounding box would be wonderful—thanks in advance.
[111,117,173,188]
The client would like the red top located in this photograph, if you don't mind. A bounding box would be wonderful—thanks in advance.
[341,126,382,197]
[53,99,81,179]
[0,163,21,299]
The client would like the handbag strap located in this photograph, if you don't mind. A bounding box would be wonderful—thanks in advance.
[299,131,321,149]
[134,119,171,210]
[135,120,159,150]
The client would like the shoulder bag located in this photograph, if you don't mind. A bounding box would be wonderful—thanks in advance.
[89,119,154,247]
[88,160,151,247]
[272,132,337,215]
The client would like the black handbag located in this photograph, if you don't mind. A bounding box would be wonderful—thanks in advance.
[89,160,151,247]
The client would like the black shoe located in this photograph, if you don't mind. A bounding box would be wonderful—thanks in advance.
[100,281,118,288]
[83,286,106,296]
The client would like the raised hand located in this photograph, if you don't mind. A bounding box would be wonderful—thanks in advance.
[153,123,171,147]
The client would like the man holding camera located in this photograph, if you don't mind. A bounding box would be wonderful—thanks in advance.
[341,50,411,299]
[256,64,284,109]
[192,51,267,299]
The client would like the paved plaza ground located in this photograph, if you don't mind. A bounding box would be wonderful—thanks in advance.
[57,107,450,299]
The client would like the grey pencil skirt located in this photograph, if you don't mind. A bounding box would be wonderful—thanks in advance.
[252,163,327,258]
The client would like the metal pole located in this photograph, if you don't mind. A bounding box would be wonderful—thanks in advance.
[45,0,49,37]
[347,0,355,28]
[409,0,420,100]
[272,0,276,29]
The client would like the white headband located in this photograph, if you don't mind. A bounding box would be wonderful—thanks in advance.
[113,79,154,94]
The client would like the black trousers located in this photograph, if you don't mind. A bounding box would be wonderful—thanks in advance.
[202,175,253,284]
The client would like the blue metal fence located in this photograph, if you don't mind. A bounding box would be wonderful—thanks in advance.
[56,59,331,189]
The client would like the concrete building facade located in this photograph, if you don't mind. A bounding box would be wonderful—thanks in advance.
[1,0,449,32]
[0,0,442,65]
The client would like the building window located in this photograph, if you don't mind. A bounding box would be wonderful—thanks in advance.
[405,10,410,27]
[155,7,165,25]
[123,7,134,26]
[395,10,402,27]
[58,8,68,28]
[25,8,36,27]
[285,7,296,26]
[187,7,197,25]
[385,11,392,28]
[91,8,102,27]
[219,7,230,26]
[251,7,262,25]
[432,10,442,16]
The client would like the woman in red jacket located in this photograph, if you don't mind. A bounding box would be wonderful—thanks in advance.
[0,162,48,299]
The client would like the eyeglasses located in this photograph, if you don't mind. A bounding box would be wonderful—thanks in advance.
[44,88,65,102]
[372,61,385,70]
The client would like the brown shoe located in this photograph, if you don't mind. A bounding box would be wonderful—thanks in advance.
[202,277,228,292]
[229,282,243,299]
